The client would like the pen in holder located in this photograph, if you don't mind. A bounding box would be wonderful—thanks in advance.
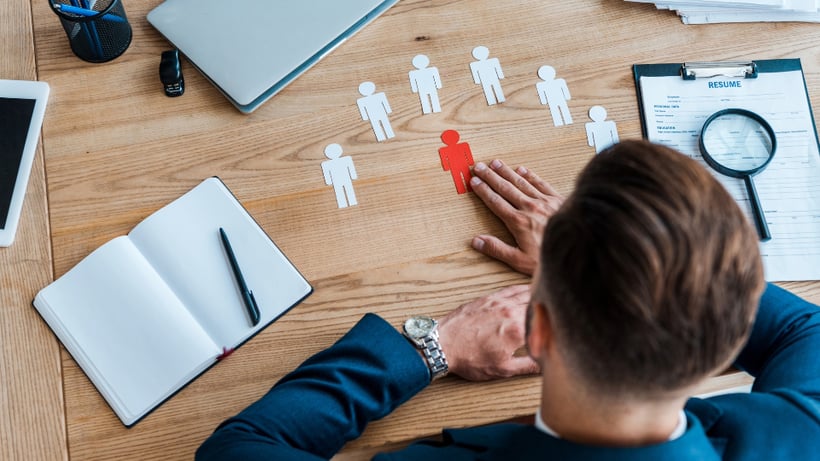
[48,0,132,63]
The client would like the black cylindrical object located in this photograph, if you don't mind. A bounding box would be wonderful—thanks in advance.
[48,0,132,63]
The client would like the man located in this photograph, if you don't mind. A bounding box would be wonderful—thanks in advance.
[197,141,820,460]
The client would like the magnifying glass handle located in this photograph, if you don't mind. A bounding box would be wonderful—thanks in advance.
[744,176,771,242]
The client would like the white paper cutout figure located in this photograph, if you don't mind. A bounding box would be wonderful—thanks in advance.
[357,81,395,142]
[586,106,620,154]
[409,54,443,114]
[470,46,505,106]
[536,65,573,126]
[321,143,358,208]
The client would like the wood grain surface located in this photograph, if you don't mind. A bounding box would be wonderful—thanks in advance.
[6,0,820,459]
[0,1,66,460]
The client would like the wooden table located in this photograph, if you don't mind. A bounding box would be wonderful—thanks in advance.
[4,0,820,459]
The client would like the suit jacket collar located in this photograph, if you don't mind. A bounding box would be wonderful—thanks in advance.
[441,408,722,461]
[685,397,724,430]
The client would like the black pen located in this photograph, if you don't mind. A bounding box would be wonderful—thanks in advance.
[219,227,261,326]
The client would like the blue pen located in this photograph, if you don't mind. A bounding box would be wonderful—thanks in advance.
[79,0,104,59]
[68,0,98,60]
[54,3,126,23]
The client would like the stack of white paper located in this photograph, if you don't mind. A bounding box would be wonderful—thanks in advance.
[626,0,820,23]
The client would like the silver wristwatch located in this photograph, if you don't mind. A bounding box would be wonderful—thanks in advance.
[402,316,449,380]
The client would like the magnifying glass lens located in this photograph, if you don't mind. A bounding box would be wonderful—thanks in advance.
[701,113,773,172]
[699,108,776,242]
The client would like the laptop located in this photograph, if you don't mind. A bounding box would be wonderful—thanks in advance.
[147,0,399,114]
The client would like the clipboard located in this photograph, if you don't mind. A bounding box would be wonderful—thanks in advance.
[634,59,820,139]
[631,59,820,282]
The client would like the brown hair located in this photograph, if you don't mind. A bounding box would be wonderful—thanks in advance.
[536,140,765,396]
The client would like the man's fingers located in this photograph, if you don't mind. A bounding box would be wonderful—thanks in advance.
[514,357,541,376]
[503,357,541,377]
[491,284,531,307]
[471,172,518,219]
[472,234,516,259]
[515,165,561,197]
[494,284,530,300]
[487,286,531,313]
[509,286,531,306]
[472,235,531,273]
[473,161,531,209]
[487,159,544,200]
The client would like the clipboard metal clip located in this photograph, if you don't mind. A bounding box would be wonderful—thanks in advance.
[681,61,758,80]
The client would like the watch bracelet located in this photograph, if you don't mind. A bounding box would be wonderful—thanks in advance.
[420,332,448,379]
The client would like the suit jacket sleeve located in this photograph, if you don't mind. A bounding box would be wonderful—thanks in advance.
[196,313,431,461]
[734,283,820,397]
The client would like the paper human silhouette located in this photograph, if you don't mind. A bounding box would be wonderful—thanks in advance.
[536,65,573,126]
[321,143,358,208]
[357,81,395,142]
[409,54,443,114]
[586,106,620,154]
[439,130,475,194]
[470,46,505,106]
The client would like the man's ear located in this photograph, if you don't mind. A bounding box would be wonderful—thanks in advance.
[527,302,552,362]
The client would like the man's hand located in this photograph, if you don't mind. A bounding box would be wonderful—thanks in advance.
[438,285,539,381]
[470,159,564,276]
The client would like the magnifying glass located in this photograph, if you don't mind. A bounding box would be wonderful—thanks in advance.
[698,108,776,242]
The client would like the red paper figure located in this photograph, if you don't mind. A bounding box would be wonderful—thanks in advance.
[439,130,475,194]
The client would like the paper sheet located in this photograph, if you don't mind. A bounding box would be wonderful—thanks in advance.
[624,0,820,24]
[638,69,820,281]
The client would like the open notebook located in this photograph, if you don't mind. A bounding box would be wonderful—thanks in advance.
[33,178,312,426]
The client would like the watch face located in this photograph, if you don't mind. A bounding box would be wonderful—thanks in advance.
[404,316,435,339]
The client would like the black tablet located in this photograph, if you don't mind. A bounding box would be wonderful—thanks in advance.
[0,80,49,247]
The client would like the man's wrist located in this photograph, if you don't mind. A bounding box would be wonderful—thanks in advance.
[436,317,457,377]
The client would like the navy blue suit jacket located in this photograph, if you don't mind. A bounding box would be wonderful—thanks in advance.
[197,284,820,460]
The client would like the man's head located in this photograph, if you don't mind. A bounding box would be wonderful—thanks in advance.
[529,140,765,398]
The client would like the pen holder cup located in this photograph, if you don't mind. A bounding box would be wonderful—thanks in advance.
[48,0,132,63]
